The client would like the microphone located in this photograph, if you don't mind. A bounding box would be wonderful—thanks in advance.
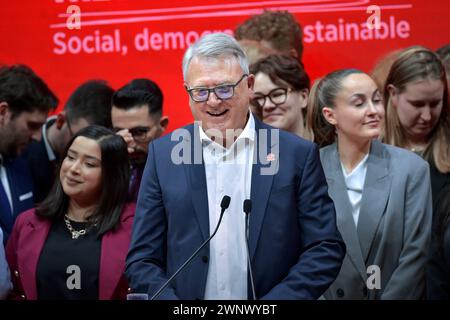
[243,199,257,300]
[151,195,231,300]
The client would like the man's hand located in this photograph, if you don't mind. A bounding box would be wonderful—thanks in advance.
[116,129,136,154]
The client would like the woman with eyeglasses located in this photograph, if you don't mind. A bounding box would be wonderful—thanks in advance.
[6,126,135,300]
[308,69,432,299]
[250,54,313,140]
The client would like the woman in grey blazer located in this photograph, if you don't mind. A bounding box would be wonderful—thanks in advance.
[308,69,432,299]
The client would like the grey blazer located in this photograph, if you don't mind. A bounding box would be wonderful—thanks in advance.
[321,140,432,299]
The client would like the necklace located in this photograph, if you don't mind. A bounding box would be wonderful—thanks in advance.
[64,215,89,239]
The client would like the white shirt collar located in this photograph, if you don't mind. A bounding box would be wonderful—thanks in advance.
[198,112,256,149]
[42,116,57,161]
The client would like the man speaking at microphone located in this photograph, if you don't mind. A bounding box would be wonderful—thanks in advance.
[125,33,345,300]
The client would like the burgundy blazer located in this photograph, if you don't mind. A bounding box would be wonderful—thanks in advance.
[5,203,136,300]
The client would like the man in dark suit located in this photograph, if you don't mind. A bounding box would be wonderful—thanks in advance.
[111,78,168,202]
[125,33,345,300]
[24,80,114,203]
[0,65,58,242]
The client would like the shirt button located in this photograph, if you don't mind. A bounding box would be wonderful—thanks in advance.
[336,288,344,298]
[14,270,19,278]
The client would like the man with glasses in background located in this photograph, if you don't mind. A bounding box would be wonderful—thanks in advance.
[24,80,114,203]
[111,78,168,202]
[126,33,345,300]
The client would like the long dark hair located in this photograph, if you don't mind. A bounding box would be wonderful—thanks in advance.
[36,125,130,236]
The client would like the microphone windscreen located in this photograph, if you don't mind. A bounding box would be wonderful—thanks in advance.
[220,195,231,209]
[243,199,252,214]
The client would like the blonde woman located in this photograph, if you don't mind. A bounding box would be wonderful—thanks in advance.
[309,69,432,299]
[383,46,450,204]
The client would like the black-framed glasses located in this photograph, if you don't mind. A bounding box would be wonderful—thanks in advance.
[186,74,248,102]
[251,87,292,108]
[115,126,151,142]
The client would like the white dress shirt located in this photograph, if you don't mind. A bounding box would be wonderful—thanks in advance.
[202,113,255,300]
[42,116,57,162]
[340,153,369,226]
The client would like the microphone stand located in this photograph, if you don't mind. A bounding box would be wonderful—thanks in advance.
[243,199,256,300]
[151,195,231,300]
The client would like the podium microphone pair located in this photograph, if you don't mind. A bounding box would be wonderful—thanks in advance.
[151,195,257,300]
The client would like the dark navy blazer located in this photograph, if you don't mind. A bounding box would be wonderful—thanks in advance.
[126,118,345,300]
[0,155,35,243]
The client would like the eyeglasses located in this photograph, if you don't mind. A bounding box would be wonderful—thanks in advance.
[186,74,248,103]
[251,88,292,108]
[115,126,151,143]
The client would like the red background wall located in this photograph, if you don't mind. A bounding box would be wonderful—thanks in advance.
[1,0,449,132]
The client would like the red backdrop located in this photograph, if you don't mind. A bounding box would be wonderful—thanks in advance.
[1,0,449,132]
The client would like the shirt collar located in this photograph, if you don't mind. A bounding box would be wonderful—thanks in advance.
[43,116,57,161]
[198,112,256,147]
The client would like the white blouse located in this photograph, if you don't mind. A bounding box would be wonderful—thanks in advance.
[340,153,369,227]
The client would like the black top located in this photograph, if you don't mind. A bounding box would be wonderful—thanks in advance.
[427,184,450,299]
[429,160,450,206]
[36,216,102,300]
[428,225,450,299]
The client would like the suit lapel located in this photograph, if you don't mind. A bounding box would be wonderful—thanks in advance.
[20,216,51,300]
[249,120,276,259]
[0,183,13,234]
[99,224,129,299]
[322,144,367,280]
[183,124,209,241]
[357,140,391,262]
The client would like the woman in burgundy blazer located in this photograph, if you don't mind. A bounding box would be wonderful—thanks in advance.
[6,126,135,300]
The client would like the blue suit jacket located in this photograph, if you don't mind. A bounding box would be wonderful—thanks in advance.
[125,118,345,300]
[23,139,56,204]
[0,156,35,243]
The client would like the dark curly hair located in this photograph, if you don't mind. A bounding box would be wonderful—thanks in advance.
[235,10,303,60]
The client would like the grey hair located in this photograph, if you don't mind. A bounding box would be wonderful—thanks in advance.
[182,33,249,80]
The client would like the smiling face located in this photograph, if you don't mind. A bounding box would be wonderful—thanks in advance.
[253,72,308,134]
[60,136,102,206]
[322,73,385,144]
[185,55,254,142]
[389,78,444,144]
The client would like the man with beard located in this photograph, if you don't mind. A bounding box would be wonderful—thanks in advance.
[0,65,58,242]
[112,79,168,202]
